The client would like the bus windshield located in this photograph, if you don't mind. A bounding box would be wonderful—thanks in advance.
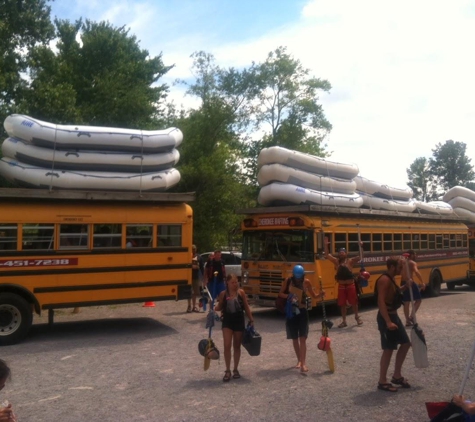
[242,229,314,262]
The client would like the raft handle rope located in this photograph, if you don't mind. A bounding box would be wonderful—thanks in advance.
[48,123,59,192]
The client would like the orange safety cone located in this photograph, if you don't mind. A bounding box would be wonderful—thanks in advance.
[142,301,155,307]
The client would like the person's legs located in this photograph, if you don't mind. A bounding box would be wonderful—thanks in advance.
[414,299,422,314]
[222,328,233,371]
[292,339,301,367]
[403,301,411,324]
[232,331,243,372]
[299,337,308,372]
[338,285,348,327]
[392,342,411,380]
[379,349,394,384]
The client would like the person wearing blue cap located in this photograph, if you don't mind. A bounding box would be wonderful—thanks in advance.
[277,264,325,374]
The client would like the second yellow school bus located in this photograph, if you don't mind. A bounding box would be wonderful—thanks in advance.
[0,188,194,345]
[238,204,469,308]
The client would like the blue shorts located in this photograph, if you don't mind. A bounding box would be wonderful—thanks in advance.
[401,281,422,302]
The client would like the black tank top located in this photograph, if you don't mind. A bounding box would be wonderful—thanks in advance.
[336,264,354,281]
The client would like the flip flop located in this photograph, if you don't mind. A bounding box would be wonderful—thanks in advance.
[378,383,398,392]
[232,369,241,379]
[338,321,347,328]
[186,306,192,313]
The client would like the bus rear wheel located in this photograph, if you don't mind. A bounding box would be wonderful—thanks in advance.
[0,293,33,346]
[428,271,442,297]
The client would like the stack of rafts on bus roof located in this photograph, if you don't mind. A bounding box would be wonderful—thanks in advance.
[256,146,454,216]
[0,114,183,191]
[443,186,475,223]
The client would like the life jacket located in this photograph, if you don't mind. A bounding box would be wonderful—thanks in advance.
[374,272,403,312]
[335,264,354,281]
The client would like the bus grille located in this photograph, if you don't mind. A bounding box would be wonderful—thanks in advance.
[258,270,284,294]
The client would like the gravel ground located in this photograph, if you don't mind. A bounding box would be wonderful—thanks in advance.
[2,287,475,422]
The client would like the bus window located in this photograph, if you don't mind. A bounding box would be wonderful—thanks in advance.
[394,233,402,251]
[420,234,428,249]
[93,224,122,249]
[348,233,359,253]
[450,234,457,248]
[126,224,153,248]
[412,234,420,250]
[436,234,443,249]
[443,234,450,249]
[372,233,382,252]
[403,233,411,251]
[456,234,463,248]
[383,233,392,251]
[157,224,181,247]
[429,234,436,249]
[59,224,89,249]
[23,223,54,250]
[0,224,17,251]
[334,233,346,253]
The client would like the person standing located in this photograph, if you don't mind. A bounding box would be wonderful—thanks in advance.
[187,245,204,313]
[214,274,254,382]
[0,359,17,422]
[401,250,425,327]
[376,257,412,392]
[323,237,364,327]
[205,250,226,300]
[277,264,325,374]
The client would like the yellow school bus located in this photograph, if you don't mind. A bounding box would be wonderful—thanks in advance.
[0,188,194,345]
[238,204,469,308]
[467,226,475,283]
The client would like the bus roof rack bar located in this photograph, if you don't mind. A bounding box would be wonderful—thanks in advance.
[0,188,196,203]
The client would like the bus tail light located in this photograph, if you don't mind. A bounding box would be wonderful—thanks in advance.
[243,219,257,228]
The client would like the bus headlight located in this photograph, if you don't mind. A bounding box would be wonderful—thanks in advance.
[242,271,249,284]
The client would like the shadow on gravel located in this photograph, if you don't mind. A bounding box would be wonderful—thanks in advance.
[353,387,423,407]
[25,317,177,349]
[184,377,251,389]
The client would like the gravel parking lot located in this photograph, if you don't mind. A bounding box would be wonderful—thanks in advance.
[2,287,475,422]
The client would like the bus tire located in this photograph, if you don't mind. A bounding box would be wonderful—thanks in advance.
[0,293,33,346]
[446,281,456,291]
[428,271,442,297]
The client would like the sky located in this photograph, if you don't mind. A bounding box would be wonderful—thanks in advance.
[49,0,475,189]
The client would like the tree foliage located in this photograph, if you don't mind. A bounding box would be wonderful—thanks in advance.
[22,19,173,128]
[406,157,437,201]
[0,0,54,133]
[430,140,475,192]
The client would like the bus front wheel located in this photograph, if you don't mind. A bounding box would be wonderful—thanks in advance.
[428,271,442,297]
[0,293,33,346]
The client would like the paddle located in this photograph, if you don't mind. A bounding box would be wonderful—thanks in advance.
[318,276,335,373]
[356,224,369,288]
[403,254,428,368]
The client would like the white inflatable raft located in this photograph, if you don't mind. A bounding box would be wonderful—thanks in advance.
[257,163,357,194]
[1,137,180,172]
[414,200,453,215]
[452,207,475,223]
[258,182,363,208]
[258,147,359,180]
[443,186,475,203]
[355,175,413,201]
[358,191,417,212]
[447,196,475,213]
[0,157,180,192]
[4,114,183,153]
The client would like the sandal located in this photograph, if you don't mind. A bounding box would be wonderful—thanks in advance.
[391,377,411,388]
[405,321,413,327]
[232,369,241,379]
[186,306,192,313]
[338,321,347,328]
[223,370,231,382]
[378,382,398,392]
[192,307,200,313]
[355,316,363,326]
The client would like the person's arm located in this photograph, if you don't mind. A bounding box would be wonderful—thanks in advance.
[377,276,398,330]
[323,237,338,265]
[214,291,226,312]
[303,279,325,301]
[453,395,475,415]
[0,404,16,422]
[239,289,254,325]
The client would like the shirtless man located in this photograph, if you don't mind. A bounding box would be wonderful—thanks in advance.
[401,250,426,326]
[324,237,363,328]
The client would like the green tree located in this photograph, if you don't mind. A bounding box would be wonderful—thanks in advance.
[244,46,332,182]
[406,157,438,201]
[430,140,475,192]
[22,19,173,128]
[0,0,54,135]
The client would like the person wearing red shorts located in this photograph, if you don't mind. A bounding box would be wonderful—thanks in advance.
[324,237,364,328]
